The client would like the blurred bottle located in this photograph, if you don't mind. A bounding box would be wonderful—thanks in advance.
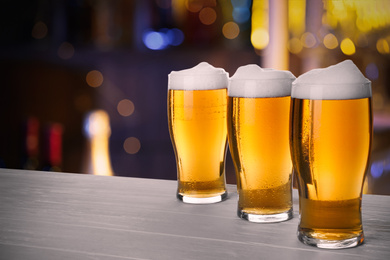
[21,117,40,170]
[42,123,63,172]
[82,110,114,176]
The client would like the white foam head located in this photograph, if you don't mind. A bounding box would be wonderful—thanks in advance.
[292,60,372,100]
[228,64,295,98]
[168,62,228,90]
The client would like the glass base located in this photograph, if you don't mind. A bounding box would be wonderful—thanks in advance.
[297,230,364,249]
[238,208,293,223]
[177,191,228,204]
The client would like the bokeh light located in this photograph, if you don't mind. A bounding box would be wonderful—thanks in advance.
[356,17,372,32]
[166,28,184,46]
[251,28,269,50]
[323,33,338,49]
[251,0,268,50]
[143,31,167,50]
[287,37,303,54]
[199,7,217,25]
[340,38,356,55]
[301,32,317,48]
[376,38,390,54]
[124,137,141,154]
[143,28,184,50]
[222,22,240,39]
[86,70,104,87]
[233,7,250,24]
[288,0,306,36]
[371,161,385,179]
[32,21,48,39]
[57,42,75,59]
[117,99,135,117]
[185,0,203,13]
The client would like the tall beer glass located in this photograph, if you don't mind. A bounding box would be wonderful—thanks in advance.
[228,65,295,222]
[290,60,372,249]
[168,62,229,204]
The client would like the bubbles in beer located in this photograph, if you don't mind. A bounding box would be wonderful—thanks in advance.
[228,64,295,98]
[168,62,228,90]
[292,60,372,100]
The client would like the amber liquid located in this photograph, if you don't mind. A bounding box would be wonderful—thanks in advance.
[168,89,227,198]
[291,97,372,241]
[228,96,292,215]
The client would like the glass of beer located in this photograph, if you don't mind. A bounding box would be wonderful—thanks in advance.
[227,64,295,222]
[168,62,229,204]
[290,60,372,249]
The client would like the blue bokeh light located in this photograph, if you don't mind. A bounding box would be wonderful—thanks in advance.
[143,28,184,50]
[231,0,251,24]
[166,28,184,46]
[371,162,384,179]
[143,31,167,50]
[233,7,250,24]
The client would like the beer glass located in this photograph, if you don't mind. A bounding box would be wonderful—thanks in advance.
[168,62,229,204]
[227,65,295,222]
[290,60,372,249]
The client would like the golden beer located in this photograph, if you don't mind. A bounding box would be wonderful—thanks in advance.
[168,88,228,203]
[291,97,372,248]
[228,96,293,222]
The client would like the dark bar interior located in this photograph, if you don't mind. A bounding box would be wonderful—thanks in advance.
[0,0,389,194]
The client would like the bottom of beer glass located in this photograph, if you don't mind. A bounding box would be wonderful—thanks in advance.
[238,208,293,223]
[177,191,228,204]
[297,230,364,249]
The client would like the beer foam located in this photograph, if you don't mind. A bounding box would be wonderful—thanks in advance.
[228,64,295,98]
[292,60,372,100]
[168,62,228,90]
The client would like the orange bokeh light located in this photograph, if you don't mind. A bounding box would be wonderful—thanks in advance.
[199,7,217,25]
[86,70,104,87]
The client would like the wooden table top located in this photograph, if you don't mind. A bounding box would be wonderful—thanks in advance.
[0,168,389,259]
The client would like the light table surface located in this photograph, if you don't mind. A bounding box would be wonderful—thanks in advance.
[0,168,389,259]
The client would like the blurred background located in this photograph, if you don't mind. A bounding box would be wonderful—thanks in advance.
[0,0,389,194]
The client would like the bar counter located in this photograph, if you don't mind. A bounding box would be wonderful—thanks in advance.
[0,168,389,259]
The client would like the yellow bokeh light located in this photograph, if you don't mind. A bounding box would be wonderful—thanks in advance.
[288,0,305,36]
[323,33,338,49]
[117,99,135,117]
[84,110,114,176]
[222,22,240,40]
[287,37,303,54]
[356,18,372,32]
[324,0,390,34]
[199,7,217,25]
[124,137,141,154]
[251,28,269,50]
[86,70,104,87]
[376,38,390,54]
[251,0,268,50]
[340,38,356,55]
